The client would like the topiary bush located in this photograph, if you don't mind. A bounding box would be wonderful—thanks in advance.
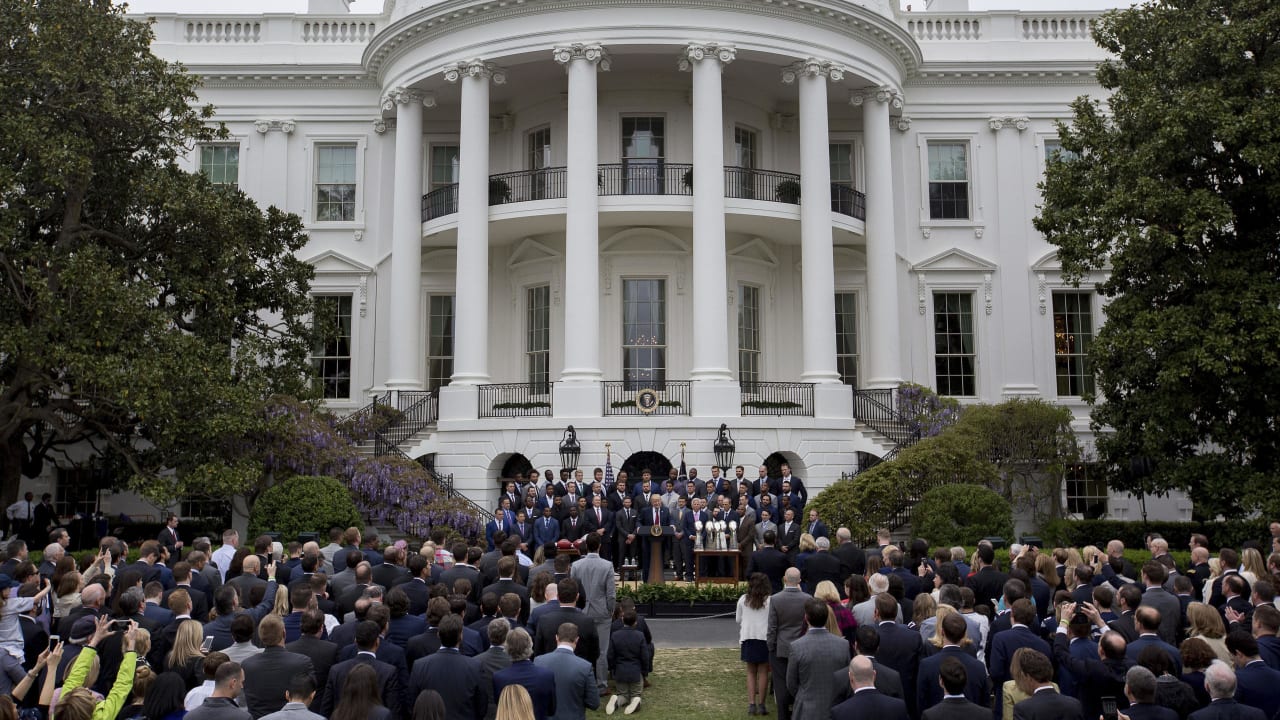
[249,475,362,542]
[912,483,1013,547]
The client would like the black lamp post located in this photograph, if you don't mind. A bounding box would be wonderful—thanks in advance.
[559,425,581,472]
[713,423,735,472]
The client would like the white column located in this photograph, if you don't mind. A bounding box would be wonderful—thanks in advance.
[445,59,504,387]
[860,88,904,389]
[784,59,843,385]
[383,88,430,391]
[990,115,1039,397]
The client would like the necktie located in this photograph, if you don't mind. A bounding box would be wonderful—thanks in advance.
[596,509,601,524]
[653,510,658,525]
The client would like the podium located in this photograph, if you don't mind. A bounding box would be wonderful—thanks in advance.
[643,524,675,585]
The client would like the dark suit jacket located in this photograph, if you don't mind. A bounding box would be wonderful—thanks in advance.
[991,626,1050,689]
[439,565,483,602]
[409,648,486,720]
[322,653,400,719]
[400,577,431,616]
[532,606,599,666]
[405,627,441,667]
[965,567,1010,608]
[777,521,802,554]
[371,563,410,590]
[242,646,315,719]
[922,697,990,720]
[18,615,47,671]
[875,621,927,701]
[1126,634,1182,675]
[1051,632,1126,719]
[285,635,339,713]
[476,646,512,718]
[337,638,411,710]
[1187,699,1267,720]
[801,552,845,596]
[1124,702,1179,720]
[1013,688,1084,720]
[163,584,210,622]
[746,548,790,594]
[831,688,910,720]
[833,542,866,578]
[493,659,556,720]
[831,657,904,705]
[1234,660,1280,719]
[481,579,530,624]
[916,646,991,712]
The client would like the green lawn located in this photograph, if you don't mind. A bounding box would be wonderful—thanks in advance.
[590,647,756,718]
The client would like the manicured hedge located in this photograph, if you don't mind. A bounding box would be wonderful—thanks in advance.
[913,484,1013,548]
[1039,519,1271,551]
[249,475,363,543]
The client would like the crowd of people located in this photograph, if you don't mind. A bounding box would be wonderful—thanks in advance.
[737,524,1280,720]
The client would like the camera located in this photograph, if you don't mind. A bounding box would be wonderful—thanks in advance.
[113,619,131,632]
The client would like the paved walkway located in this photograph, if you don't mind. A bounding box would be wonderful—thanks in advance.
[648,616,740,648]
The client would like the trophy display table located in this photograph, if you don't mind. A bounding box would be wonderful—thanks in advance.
[693,549,742,585]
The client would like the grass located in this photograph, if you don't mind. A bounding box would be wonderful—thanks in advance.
[589,647,753,719]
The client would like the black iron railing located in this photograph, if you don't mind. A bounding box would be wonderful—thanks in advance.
[602,380,692,416]
[421,185,458,221]
[488,168,567,206]
[374,391,437,456]
[853,388,921,447]
[740,381,815,416]
[598,162,693,196]
[831,184,867,220]
[724,167,802,204]
[478,383,553,418]
[418,459,493,524]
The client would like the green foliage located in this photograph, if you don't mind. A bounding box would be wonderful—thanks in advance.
[912,484,1013,547]
[1034,0,1280,514]
[807,430,999,541]
[1039,518,1271,552]
[249,475,362,542]
[775,180,801,203]
[0,0,320,504]
[618,582,745,603]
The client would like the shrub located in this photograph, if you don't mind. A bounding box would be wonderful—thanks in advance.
[249,475,362,542]
[912,484,1013,547]
[1039,518,1271,551]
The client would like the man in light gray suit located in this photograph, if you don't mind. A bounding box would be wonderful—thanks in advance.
[570,533,616,694]
[787,598,852,720]
[768,567,813,720]
[535,622,600,720]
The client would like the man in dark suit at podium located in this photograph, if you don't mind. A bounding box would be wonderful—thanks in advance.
[637,495,670,581]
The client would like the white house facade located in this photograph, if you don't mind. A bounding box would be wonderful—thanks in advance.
[23,0,1192,526]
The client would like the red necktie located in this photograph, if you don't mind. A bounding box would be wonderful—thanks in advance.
[653,510,658,525]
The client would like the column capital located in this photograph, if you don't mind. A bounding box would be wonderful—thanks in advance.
[848,86,903,109]
[781,57,844,84]
[678,42,736,71]
[553,42,611,71]
[988,115,1031,132]
[443,59,507,85]
[380,87,437,113]
[254,119,295,134]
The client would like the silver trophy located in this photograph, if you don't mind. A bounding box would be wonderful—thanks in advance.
[694,520,703,551]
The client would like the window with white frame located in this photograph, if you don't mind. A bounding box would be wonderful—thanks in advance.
[622,279,666,389]
[830,143,854,189]
[927,141,971,220]
[835,292,859,386]
[621,116,665,194]
[933,291,976,396]
[314,144,357,222]
[738,284,761,386]
[1065,463,1108,519]
[199,144,239,189]
[429,145,460,190]
[527,285,550,394]
[527,128,553,200]
[312,295,353,399]
[55,467,100,519]
[735,127,757,169]
[1043,138,1079,165]
[1053,291,1095,397]
[427,295,455,392]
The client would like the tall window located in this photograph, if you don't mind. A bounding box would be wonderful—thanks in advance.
[738,285,761,385]
[429,145,459,190]
[527,128,552,200]
[830,143,854,189]
[312,295,353,399]
[55,468,99,519]
[315,144,357,222]
[1043,138,1078,164]
[734,127,757,168]
[835,292,859,386]
[933,292,976,396]
[1065,464,1108,519]
[199,144,239,189]
[1053,291,1095,397]
[621,116,665,194]
[427,295,455,392]
[927,141,970,220]
[527,285,550,394]
[622,279,666,389]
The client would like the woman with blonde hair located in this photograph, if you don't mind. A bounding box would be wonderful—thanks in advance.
[1241,548,1267,585]
[795,534,817,572]
[813,581,857,644]
[1204,557,1223,603]
[42,616,139,720]
[1035,553,1060,592]
[1185,601,1231,661]
[165,619,206,689]
[495,684,535,720]
[909,593,936,630]
[1062,548,1084,581]
[271,584,290,617]
[864,554,883,579]
[929,605,971,650]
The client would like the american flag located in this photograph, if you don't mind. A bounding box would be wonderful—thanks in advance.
[604,445,614,485]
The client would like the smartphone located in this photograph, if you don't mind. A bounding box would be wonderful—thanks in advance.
[267,552,275,565]
[112,619,130,632]
[47,635,59,652]
[1101,695,1118,720]
[200,636,214,653]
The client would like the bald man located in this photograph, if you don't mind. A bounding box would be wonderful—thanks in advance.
[832,656,909,720]
[767,568,812,720]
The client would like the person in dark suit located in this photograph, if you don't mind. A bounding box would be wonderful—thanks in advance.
[482,557,530,625]
[767,568,812,720]
[1053,606,1129,720]
[439,551,483,601]
[964,546,1009,608]
[534,506,561,550]
[493,626,554,720]
[157,514,183,558]
[286,608,338,714]
[242,614,315,719]
[804,509,828,541]
[408,614,486,720]
[830,625,907,706]
[605,608,648,715]
[991,600,1051,719]
[580,496,612,557]
[1011,647,1084,720]
[531,579,599,671]
[800,539,844,596]
[1186,547,1212,602]
[1122,665,1179,720]
[831,656,910,720]
[921,656,992,720]
[17,605,47,671]
[636,496,670,576]
[1227,631,1280,719]
[371,547,410,590]
[1127,607,1183,675]
[400,555,433,617]
[871,593,927,718]
[832,529,866,579]
[777,508,802,559]
[786,598,851,719]
[1139,562,1184,646]
[747,530,790,594]
[322,621,401,719]
[916,613,990,713]
[474,620,513,719]
[1188,660,1268,720]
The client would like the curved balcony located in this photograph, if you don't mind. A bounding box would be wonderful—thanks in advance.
[420,165,866,221]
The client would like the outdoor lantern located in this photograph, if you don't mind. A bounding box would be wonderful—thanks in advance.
[559,425,581,471]
[713,423,735,471]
